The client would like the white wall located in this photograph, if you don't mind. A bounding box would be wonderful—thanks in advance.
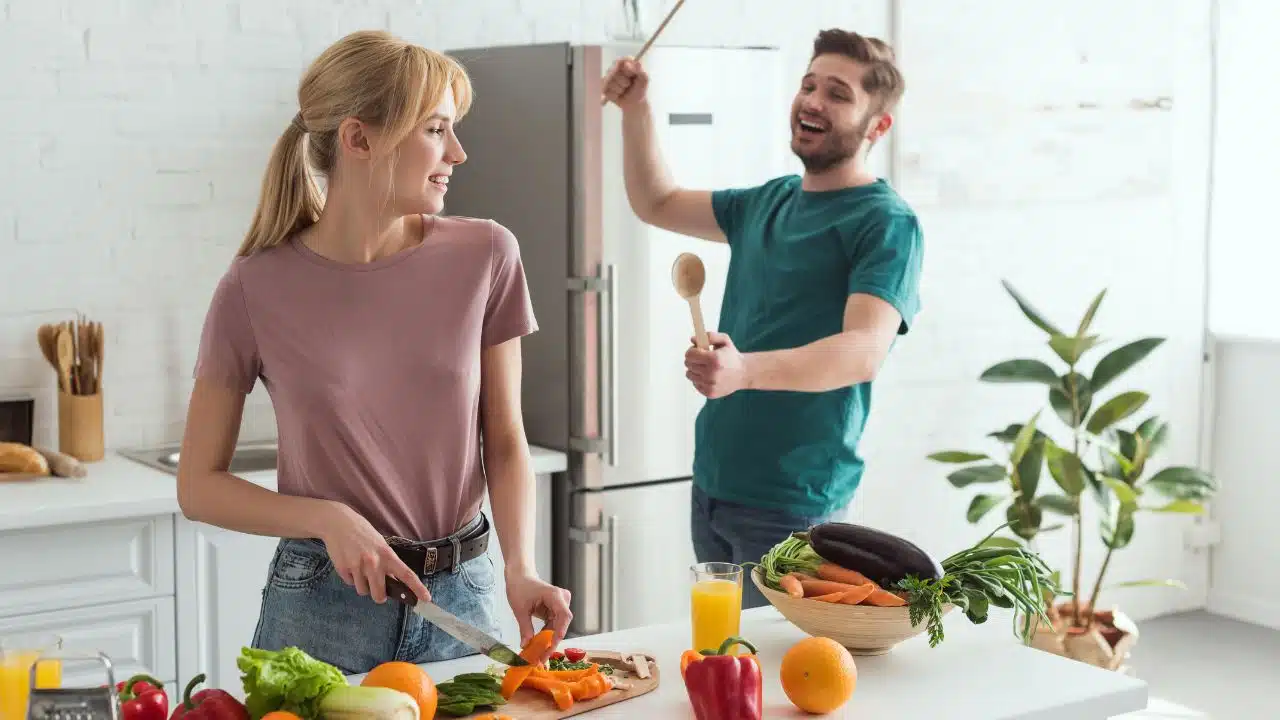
[0,0,1214,621]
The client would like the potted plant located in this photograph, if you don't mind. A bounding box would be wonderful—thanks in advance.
[926,281,1218,671]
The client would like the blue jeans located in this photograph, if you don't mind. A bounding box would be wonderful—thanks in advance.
[690,485,841,610]
[250,513,500,675]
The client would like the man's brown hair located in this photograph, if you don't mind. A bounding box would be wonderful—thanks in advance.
[811,29,905,114]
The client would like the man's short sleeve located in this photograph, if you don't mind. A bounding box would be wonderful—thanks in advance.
[845,209,924,335]
[482,221,539,348]
[193,262,262,393]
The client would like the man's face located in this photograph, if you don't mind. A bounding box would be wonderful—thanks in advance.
[789,54,885,173]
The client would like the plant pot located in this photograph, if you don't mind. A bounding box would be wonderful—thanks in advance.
[1026,602,1138,672]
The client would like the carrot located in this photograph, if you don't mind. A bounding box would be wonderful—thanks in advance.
[779,573,804,598]
[861,587,908,606]
[816,562,873,586]
[501,628,557,699]
[532,664,599,682]
[523,674,575,711]
[809,591,847,602]
[799,578,865,597]
[836,583,877,604]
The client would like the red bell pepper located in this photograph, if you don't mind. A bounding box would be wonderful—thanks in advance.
[117,674,169,720]
[168,673,249,720]
[680,636,763,720]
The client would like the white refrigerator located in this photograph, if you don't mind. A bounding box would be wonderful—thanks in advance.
[443,41,785,635]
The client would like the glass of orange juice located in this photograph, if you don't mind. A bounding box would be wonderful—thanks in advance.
[0,634,63,720]
[690,562,743,654]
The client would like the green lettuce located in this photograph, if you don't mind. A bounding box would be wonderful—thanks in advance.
[236,646,347,719]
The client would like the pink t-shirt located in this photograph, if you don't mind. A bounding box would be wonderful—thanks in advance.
[193,215,538,541]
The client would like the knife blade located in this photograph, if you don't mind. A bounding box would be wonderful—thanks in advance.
[385,578,528,666]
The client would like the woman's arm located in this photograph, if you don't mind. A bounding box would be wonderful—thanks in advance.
[481,337,573,648]
[176,378,431,604]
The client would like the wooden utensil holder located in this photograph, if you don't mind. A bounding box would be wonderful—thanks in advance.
[57,390,104,462]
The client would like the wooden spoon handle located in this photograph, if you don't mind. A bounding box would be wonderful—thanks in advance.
[688,297,710,350]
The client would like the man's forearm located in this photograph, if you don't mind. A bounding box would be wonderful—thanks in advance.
[743,331,886,393]
[484,440,537,576]
[621,102,677,219]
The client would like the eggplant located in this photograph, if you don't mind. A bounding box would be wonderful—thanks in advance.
[806,522,944,586]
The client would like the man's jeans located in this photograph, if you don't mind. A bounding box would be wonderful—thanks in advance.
[690,484,841,610]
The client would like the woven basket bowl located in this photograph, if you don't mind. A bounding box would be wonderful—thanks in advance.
[751,567,953,655]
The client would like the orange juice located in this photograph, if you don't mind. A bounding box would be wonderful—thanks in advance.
[691,577,743,653]
[0,652,61,720]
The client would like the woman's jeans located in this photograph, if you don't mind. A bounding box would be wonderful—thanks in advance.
[250,513,500,675]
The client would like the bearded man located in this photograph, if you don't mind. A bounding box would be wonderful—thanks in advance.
[603,28,925,609]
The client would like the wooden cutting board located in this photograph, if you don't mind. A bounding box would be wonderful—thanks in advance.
[459,650,660,719]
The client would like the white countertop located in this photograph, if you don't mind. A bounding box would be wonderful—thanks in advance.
[0,445,568,532]
[373,607,1148,720]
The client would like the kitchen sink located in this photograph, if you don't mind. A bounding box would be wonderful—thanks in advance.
[120,440,279,476]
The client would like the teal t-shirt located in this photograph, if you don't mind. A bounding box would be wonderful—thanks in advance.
[693,174,924,517]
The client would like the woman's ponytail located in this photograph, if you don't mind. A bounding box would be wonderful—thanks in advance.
[236,117,323,257]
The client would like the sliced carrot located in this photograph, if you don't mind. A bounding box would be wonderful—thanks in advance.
[522,674,575,710]
[532,664,599,682]
[836,584,877,604]
[799,578,865,597]
[861,587,908,606]
[779,573,804,598]
[816,562,873,586]
[500,628,556,699]
[809,591,847,602]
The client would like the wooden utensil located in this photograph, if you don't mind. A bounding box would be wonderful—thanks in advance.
[54,326,74,394]
[601,0,687,105]
[672,252,710,350]
[36,324,58,370]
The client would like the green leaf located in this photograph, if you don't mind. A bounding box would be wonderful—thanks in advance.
[1015,437,1044,500]
[1105,578,1188,591]
[988,423,1047,445]
[1103,476,1140,509]
[1044,441,1086,495]
[1002,279,1064,336]
[928,450,989,463]
[1083,466,1107,507]
[1006,500,1043,541]
[1010,411,1042,465]
[967,493,1006,523]
[948,464,1008,488]
[1101,443,1134,479]
[1145,466,1217,502]
[1085,391,1149,435]
[1048,334,1102,365]
[1091,337,1166,392]
[1103,506,1136,549]
[1049,372,1092,427]
[1035,494,1077,516]
[1146,499,1206,514]
[980,359,1062,386]
[978,536,1023,549]
[1135,416,1170,456]
[1077,289,1107,336]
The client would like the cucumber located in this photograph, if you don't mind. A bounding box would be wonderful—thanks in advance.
[806,522,944,585]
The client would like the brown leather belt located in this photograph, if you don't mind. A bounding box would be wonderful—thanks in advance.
[388,513,490,577]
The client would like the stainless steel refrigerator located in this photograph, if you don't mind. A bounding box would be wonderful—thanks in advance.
[442,41,785,636]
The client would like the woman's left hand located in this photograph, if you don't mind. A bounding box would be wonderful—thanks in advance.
[505,570,573,656]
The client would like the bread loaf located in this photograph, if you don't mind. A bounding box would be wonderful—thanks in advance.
[0,442,50,475]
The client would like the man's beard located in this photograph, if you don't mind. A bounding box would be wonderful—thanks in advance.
[791,113,875,174]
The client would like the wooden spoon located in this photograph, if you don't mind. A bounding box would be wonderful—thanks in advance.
[36,324,58,369]
[671,252,710,350]
[601,0,687,105]
[55,327,74,394]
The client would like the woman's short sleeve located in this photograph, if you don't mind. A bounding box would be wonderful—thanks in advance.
[193,262,262,393]
[481,221,539,348]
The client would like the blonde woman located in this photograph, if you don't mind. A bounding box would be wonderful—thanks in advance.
[176,30,571,673]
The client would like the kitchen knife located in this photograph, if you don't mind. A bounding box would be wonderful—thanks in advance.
[385,577,528,666]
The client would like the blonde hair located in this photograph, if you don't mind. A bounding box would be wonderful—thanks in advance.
[237,30,473,257]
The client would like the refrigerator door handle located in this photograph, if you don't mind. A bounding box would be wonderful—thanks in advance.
[567,264,618,467]
[604,264,618,467]
[568,513,620,632]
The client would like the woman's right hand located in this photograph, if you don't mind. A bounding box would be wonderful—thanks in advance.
[320,502,431,605]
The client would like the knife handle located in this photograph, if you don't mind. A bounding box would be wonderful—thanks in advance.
[385,577,417,606]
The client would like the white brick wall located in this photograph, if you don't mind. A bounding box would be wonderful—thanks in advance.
[0,0,1215,620]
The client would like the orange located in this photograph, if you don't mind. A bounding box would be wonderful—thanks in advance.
[260,713,302,720]
[779,636,857,714]
[361,660,438,719]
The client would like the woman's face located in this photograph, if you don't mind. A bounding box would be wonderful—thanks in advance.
[372,87,467,217]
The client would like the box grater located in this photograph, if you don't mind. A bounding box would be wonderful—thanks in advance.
[25,652,119,720]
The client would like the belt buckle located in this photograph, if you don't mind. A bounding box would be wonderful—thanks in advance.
[422,546,439,575]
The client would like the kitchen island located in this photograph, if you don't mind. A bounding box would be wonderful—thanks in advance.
[354,607,1149,719]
